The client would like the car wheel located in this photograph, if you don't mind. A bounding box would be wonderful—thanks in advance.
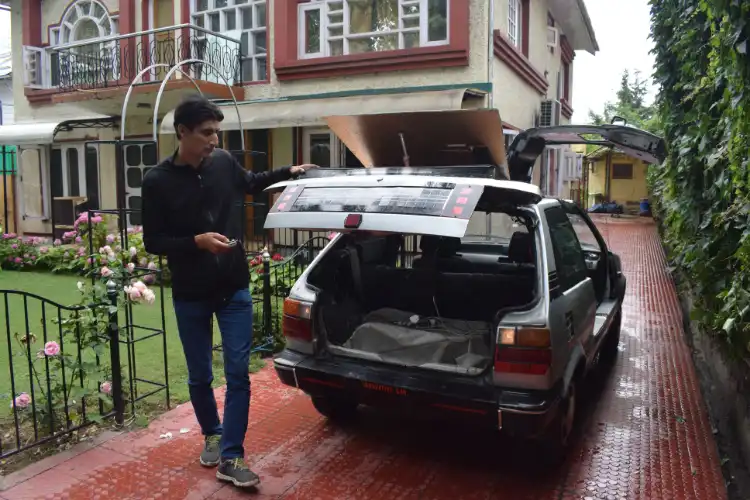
[600,310,622,364]
[539,380,577,465]
[311,396,359,422]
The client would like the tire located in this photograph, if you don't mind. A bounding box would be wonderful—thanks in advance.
[311,396,359,422]
[539,380,578,465]
[600,310,622,364]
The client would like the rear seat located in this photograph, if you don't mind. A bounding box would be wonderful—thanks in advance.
[360,265,535,322]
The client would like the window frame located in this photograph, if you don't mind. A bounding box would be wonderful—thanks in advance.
[507,0,522,49]
[612,163,633,180]
[190,0,268,82]
[545,205,589,292]
[297,0,451,60]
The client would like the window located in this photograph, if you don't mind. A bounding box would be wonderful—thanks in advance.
[562,61,571,101]
[545,206,588,290]
[298,0,449,59]
[612,163,633,180]
[302,128,364,167]
[192,0,268,82]
[508,0,522,48]
[124,143,158,226]
[52,0,118,48]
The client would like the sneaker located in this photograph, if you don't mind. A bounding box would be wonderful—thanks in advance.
[200,435,221,467]
[216,458,261,488]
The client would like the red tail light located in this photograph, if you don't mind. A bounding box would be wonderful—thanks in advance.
[283,298,313,342]
[494,326,551,375]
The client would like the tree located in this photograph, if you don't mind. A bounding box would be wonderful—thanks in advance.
[588,70,659,133]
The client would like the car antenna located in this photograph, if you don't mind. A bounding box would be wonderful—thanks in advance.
[398,132,410,167]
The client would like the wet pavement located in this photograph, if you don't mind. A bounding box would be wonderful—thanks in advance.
[0,217,727,499]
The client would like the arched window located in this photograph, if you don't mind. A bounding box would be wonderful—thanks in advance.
[51,0,119,48]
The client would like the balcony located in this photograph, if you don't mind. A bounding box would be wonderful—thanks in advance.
[23,24,247,106]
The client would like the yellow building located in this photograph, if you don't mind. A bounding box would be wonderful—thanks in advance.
[585,146,650,213]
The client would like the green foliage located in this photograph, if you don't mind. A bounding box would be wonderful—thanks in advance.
[649,0,750,356]
[588,69,660,134]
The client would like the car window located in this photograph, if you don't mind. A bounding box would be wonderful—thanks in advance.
[566,212,602,252]
[545,206,588,291]
[465,211,527,240]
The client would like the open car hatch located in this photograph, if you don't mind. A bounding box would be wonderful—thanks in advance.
[263,176,542,238]
[507,124,667,183]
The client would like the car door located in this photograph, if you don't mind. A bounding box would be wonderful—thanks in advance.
[561,201,624,348]
[544,205,598,363]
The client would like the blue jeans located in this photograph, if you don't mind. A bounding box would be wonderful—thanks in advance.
[173,288,253,460]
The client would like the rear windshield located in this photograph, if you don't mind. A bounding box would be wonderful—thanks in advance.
[464,211,528,243]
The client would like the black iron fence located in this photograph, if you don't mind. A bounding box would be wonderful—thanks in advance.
[42,25,243,92]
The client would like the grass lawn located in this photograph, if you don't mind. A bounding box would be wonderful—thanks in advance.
[0,271,266,419]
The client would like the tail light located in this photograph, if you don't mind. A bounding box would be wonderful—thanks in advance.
[494,326,551,375]
[283,298,313,342]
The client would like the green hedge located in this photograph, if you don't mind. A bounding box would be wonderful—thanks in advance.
[649,1,750,356]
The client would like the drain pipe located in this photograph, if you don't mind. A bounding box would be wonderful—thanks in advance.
[486,0,496,237]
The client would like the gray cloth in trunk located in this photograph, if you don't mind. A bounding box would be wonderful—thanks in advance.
[343,308,491,368]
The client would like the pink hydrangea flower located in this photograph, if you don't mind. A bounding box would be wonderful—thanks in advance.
[44,341,61,357]
[11,393,31,410]
[101,266,113,277]
[100,381,112,395]
[11,243,17,249]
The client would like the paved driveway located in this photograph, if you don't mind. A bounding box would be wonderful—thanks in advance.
[0,217,727,500]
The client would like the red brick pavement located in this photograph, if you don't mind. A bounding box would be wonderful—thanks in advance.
[0,216,728,500]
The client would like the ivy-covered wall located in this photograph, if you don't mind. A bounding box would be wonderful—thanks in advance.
[649,1,750,355]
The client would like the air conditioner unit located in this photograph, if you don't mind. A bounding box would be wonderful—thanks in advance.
[539,99,562,127]
[546,27,559,49]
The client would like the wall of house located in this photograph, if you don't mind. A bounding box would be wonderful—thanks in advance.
[242,0,490,101]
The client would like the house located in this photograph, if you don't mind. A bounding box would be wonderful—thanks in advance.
[585,146,650,213]
[0,0,598,241]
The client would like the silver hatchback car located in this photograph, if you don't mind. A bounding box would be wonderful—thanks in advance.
[265,112,666,460]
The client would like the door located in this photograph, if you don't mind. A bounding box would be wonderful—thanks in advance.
[123,142,158,227]
[544,205,597,359]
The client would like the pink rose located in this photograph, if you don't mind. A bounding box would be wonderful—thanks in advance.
[101,266,113,277]
[12,393,31,410]
[100,381,112,395]
[106,234,116,243]
[147,262,157,271]
[127,262,135,273]
[11,244,17,249]
[75,236,82,244]
[91,216,103,224]
[44,341,61,357]
[39,246,49,254]
[13,257,21,264]
[124,286,142,301]
[129,247,137,258]
[53,239,62,246]
[143,273,155,285]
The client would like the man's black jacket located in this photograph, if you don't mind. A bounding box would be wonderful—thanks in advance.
[142,148,293,301]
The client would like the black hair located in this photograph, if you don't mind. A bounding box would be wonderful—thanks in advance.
[173,94,225,139]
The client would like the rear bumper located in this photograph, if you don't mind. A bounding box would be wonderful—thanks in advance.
[273,350,562,439]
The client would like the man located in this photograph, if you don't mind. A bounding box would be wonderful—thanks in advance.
[142,94,315,489]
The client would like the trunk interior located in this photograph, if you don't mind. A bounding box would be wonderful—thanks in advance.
[307,230,538,375]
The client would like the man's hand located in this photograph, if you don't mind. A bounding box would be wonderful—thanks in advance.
[195,232,232,254]
[290,164,318,176]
